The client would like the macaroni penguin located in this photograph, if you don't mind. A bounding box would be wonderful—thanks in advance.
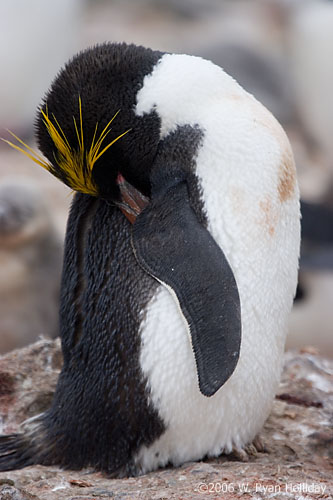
[0,42,300,476]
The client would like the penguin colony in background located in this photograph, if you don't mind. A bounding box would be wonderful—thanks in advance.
[0,180,62,353]
[0,43,300,476]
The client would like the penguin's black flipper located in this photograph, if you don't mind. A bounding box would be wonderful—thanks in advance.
[132,164,241,397]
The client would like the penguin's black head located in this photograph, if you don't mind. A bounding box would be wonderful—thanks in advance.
[18,43,163,201]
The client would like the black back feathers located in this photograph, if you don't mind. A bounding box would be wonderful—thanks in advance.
[0,194,165,475]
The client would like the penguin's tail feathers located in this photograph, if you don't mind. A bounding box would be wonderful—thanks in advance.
[0,433,34,471]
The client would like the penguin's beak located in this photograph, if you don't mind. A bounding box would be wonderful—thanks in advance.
[116,172,241,397]
[115,174,149,223]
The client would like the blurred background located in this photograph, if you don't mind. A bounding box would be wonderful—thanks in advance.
[0,0,332,355]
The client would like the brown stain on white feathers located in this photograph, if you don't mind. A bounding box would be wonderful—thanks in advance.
[259,197,277,237]
[250,102,296,204]
[228,92,297,204]
[277,149,296,203]
[258,149,296,238]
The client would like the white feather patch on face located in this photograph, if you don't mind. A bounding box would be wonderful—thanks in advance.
[133,53,300,473]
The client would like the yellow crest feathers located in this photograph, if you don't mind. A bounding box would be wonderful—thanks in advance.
[2,97,130,196]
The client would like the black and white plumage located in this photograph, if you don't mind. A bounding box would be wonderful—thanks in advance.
[0,42,300,476]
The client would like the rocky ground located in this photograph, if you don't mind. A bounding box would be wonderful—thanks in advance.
[0,339,332,499]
